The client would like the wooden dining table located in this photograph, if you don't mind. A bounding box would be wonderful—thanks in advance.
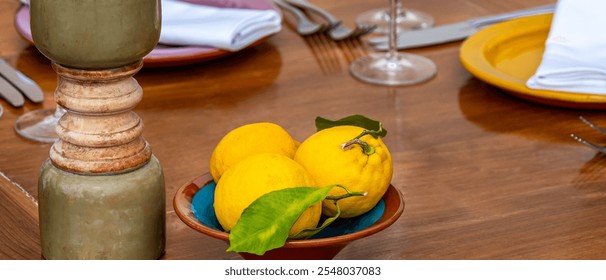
[3,0,606,260]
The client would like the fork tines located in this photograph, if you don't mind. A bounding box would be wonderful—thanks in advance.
[579,116,606,135]
[279,0,376,40]
[571,116,606,154]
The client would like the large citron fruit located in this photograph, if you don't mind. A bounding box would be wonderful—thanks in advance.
[214,153,321,235]
[294,125,393,218]
[209,122,299,182]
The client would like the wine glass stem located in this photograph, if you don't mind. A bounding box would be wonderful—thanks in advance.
[395,1,406,17]
[387,0,399,60]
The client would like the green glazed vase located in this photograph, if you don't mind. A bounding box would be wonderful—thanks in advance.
[30,0,161,69]
[38,157,166,260]
[31,0,166,259]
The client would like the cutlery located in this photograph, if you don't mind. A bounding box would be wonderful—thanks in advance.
[284,0,375,40]
[369,4,555,50]
[0,75,25,107]
[571,116,606,154]
[273,0,326,35]
[0,59,44,103]
[350,24,378,38]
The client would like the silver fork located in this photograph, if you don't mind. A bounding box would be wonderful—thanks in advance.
[273,0,326,35]
[351,24,378,37]
[570,116,606,154]
[284,0,375,40]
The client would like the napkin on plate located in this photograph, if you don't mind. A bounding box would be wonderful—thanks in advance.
[526,0,606,94]
[160,0,282,51]
[22,0,282,52]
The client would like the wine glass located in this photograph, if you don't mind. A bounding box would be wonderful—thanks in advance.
[0,105,3,118]
[349,0,437,86]
[355,1,433,34]
[14,106,64,143]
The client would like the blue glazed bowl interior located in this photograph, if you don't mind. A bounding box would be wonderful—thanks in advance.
[191,181,386,239]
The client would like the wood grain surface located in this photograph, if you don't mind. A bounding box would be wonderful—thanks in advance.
[0,173,39,259]
[4,0,606,260]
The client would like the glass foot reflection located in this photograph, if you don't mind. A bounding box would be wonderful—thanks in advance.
[349,52,436,86]
[14,107,64,143]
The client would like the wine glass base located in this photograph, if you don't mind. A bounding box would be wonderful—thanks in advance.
[0,105,3,119]
[349,52,437,86]
[14,108,59,143]
[356,7,434,34]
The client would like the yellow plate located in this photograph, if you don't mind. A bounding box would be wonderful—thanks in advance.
[460,13,606,109]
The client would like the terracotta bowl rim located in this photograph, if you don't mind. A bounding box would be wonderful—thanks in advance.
[173,173,405,249]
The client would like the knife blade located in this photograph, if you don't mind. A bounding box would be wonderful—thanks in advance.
[0,75,25,107]
[370,4,555,51]
[0,59,44,103]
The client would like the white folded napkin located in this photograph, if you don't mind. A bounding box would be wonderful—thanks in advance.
[526,0,606,94]
[23,0,282,52]
[160,0,282,51]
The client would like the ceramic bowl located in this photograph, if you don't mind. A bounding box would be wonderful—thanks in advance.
[173,173,405,260]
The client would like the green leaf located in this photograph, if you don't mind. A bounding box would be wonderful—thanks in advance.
[226,186,334,256]
[315,115,387,138]
[289,200,341,240]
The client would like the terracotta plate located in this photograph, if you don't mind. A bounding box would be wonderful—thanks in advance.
[173,173,405,259]
[14,0,281,68]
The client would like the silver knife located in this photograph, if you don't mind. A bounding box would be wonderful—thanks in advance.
[0,59,44,103]
[370,4,555,51]
[0,75,25,107]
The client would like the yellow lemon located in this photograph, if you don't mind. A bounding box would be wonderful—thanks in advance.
[214,153,321,235]
[294,125,392,218]
[209,122,299,182]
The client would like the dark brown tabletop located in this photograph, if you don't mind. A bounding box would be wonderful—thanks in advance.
[4,0,605,260]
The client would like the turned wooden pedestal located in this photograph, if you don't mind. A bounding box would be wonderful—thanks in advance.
[50,62,152,173]
[38,62,165,260]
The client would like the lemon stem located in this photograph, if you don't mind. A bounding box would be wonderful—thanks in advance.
[341,129,377,155]
[326,192,367,201]
[325,184,367,201]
